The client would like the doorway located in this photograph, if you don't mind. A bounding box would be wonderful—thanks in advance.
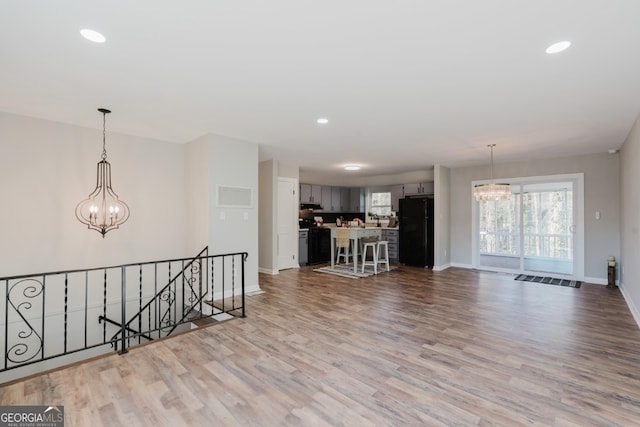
[473,174,584,279]
[277,178,299,270]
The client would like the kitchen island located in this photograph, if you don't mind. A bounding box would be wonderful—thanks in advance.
[330,227,382,273]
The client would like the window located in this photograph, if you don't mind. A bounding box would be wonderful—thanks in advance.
[370,192,392,217]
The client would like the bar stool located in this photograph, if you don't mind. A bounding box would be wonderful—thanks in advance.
[335,228,351,265]
[376,240,390,272]
[335,241,351,264]
[361,238,378,274]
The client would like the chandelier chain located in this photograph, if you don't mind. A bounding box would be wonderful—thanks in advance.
[101,111,107,161]
[489,144,495,182]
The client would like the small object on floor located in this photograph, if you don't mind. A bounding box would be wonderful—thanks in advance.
[314,263,397,279]
[514,274,581,288]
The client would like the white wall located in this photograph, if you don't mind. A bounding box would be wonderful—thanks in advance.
[207,134,260,292]
[434,165,451,270]
[0,112,188,276]
[258,160,277,273]
[278,162,299,180]
[185,135,210,253]
[620,114,640,325]
[450,152,620,282]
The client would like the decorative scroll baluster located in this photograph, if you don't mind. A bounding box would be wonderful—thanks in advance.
[6,278,44,366]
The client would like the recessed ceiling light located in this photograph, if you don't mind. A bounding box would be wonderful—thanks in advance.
[545,41,571,54]
[344,164,361,171]
[316,118,329,125]
[80,29,106,43]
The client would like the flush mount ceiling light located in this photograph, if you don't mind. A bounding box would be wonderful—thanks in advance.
[344,164,361,171]
[75,108,130,237]
[545,40,571,54]
[80,29,106,43]
[316,118,329,125]
[474,144,511,201]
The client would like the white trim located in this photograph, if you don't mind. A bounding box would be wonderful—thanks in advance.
[583,276,608,286]
[432,263,451,272]
[216,184,253,208]
[450,262,473,269]
[258,267,279,275]
[619,282,640,329]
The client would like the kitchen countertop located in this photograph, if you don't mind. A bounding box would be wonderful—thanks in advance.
[299,226,398,231]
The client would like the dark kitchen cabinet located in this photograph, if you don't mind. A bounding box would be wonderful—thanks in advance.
[298,230,308,265]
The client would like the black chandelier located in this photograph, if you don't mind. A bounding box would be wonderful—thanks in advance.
[75,108,130,237]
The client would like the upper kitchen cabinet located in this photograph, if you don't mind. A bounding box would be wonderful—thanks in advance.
[321,186,333,211]
[390,184,404,212]
[300,184,322,204]
[330,187,350,212]
[403,182,434,196]
[350,187,364,212]
[322,186,351,212]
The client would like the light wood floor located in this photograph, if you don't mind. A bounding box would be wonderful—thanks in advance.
[2,266,640,426]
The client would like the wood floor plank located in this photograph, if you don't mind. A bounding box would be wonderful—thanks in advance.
[2,266,640,426]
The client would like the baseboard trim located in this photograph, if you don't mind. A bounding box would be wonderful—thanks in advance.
[432,263,451,272]
[450,262,473,269]
[258,267,279,275]
[245,284,262,294]
[619,282,640,329]
[583,276,607,286]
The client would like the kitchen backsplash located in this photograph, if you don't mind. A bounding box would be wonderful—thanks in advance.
[299,210,365,224]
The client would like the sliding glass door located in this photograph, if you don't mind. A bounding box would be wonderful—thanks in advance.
[474,175,582,278]
[521,181,574,275]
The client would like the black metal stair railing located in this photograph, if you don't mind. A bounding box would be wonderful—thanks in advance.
[0,249,248,377]
[101,247,245,352]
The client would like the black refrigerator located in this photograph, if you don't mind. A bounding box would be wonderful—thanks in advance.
[399,197,434,268]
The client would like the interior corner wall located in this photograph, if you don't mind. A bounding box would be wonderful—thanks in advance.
[434,165,451,270]
[259,159,277,273]
[0,112,187,277]
[277,162,299,180]
[185,136,210,253]
[450,152,620,281]
[207,134,260,291]
[620,114,640,325]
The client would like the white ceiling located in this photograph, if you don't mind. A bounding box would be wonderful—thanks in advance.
[1,1,639,177]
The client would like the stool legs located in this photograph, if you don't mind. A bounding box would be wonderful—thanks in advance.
[361,242,378,274]
[376,241,390,272]
[336,243,351,264]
